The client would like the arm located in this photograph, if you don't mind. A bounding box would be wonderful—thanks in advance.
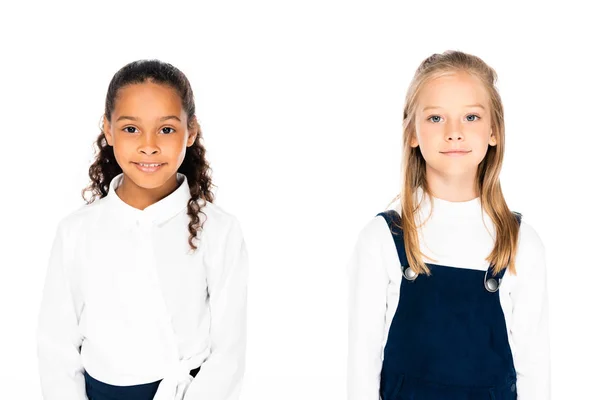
[510,222,551,399]
[347,217,389,400]
[184,216,249,400]
[36,221,86,399]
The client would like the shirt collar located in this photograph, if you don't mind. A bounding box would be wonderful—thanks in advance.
[105,172,190,228]
[415,186,483,221]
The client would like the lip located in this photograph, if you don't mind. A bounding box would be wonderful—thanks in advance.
[132,162,165,173]
[441,150,471,156]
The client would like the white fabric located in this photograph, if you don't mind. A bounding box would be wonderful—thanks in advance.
[37,172,248,400]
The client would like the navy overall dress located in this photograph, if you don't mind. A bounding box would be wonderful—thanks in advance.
[83,366,200,400]
[377,210,521,400]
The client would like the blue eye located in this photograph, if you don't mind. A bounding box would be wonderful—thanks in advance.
[428,115,442,123]
[466,114,480,122]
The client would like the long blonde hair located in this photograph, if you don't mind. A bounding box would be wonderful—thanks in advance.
[394,50,520,277]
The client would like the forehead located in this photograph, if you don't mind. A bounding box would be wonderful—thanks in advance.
[418,71,489,109]
[114,82,183,115]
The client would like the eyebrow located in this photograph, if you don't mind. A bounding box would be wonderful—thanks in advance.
[422,104,486,112]
[115,115,181,122]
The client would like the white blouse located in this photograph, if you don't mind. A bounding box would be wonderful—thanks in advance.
[347,187,550,400]
[36,172,249,400]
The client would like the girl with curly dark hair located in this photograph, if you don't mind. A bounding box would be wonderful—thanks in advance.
[36,60,249,400]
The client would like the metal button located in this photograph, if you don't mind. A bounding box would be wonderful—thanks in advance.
[485,278,499,292]
[402,266,417,280]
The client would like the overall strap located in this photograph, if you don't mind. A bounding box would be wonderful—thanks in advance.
[378,209,523,286]
[376,210,409,268]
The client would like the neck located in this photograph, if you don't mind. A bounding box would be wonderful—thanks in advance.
[116,173,180,210]
[425,165,479,202]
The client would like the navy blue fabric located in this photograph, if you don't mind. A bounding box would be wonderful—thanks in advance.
[83,366,200,400]
[377,210,522,400]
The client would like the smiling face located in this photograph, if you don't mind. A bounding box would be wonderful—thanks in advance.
[411,71,497,193]
[103,81,197,199]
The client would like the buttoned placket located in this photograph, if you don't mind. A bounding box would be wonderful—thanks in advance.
[132,215,195,400]
[106,172,200,399]
[131,215,175,353]
[131,216,168,332]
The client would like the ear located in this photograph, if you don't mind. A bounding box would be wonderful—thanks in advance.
[410,135,419,148]
[186,117,199,147]
[103,115,114,146]
[489,129,497,146]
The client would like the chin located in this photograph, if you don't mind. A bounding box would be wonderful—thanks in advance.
[125,167,173,189]
[428,161,475,176]
[441,166,479,178]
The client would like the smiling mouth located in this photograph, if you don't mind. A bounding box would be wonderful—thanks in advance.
[132,162,166,172]
[133,162,165,167]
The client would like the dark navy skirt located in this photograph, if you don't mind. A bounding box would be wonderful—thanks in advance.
[83,366,200,400]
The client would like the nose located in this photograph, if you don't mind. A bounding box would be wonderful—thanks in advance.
[445,119,464,141]
[138,132,160,155]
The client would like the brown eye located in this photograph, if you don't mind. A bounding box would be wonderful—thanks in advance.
[161,127,175,134]
[123,126,138,134]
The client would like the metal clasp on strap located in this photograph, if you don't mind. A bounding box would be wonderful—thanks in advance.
[401,264,418,281]
[484,268,501,292]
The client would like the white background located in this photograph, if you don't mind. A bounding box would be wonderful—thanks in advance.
[1,0,598,398]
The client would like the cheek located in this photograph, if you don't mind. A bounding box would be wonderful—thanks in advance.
[113,136,139,157]
[466,127,493,161]
[162,136,188,158]
[111,134,129,151]
[467,125,492,146]
[415,123,440,152]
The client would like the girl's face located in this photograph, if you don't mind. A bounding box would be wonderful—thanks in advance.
[103,81,197,193]
[411,71,496,186]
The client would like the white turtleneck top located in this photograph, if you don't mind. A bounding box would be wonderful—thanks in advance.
[36,172,248,400]
[347,188,550,400]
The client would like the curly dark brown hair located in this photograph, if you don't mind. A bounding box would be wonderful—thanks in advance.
[81,59,215,252]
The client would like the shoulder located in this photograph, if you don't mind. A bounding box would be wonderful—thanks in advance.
[198,200,243,237]
[55,198,106,237]
[200,200,240,226]
[517,217,546,257]
[355,193,406,245]
[49,199,107,261]
[514,216,547,276]
[347,213,400,278]
[355,212,395,250]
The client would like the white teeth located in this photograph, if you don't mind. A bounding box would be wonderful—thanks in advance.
[138,163,161,167]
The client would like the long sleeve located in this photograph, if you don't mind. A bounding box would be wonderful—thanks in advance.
[509,222,551,399]
[347,217,390,400]
[184,217,249,400]
[36,221,86,399]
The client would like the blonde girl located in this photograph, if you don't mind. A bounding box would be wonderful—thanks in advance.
[348,50,550,400]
